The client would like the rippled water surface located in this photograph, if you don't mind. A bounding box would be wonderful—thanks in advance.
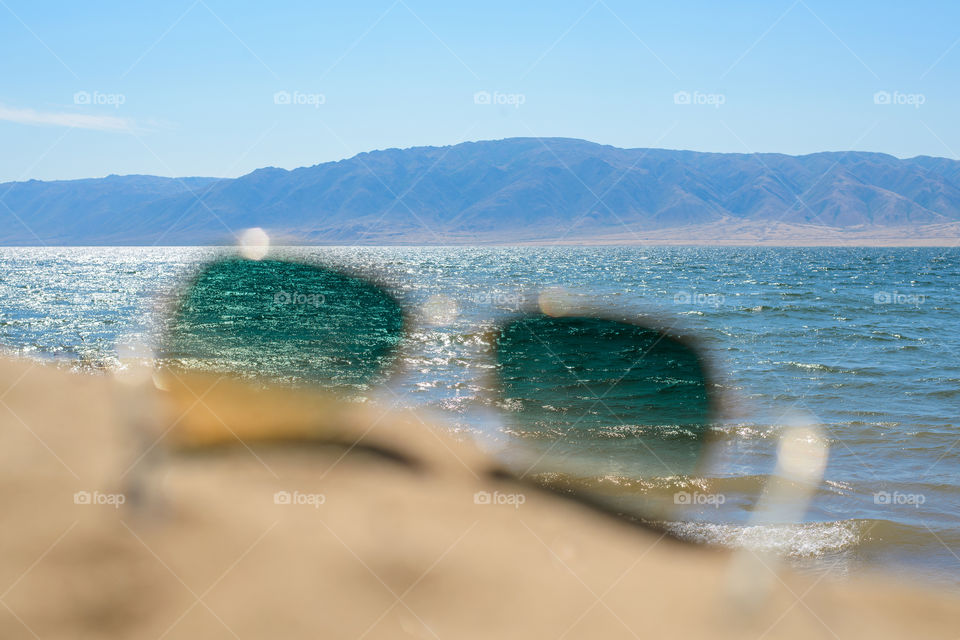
[1,246,957,586]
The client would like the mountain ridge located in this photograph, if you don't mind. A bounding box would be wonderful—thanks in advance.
[3,137,960,245]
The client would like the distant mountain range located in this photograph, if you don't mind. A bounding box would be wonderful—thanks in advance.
[4,137,960,245]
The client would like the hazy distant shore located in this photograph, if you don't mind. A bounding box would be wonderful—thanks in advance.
[3,221,960,247]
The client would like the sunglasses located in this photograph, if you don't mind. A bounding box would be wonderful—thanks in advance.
[152,254,717,523]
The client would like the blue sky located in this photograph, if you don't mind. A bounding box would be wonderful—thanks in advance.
[1,0,958,182]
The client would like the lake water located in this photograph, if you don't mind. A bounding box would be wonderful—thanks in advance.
[1,246,957,587]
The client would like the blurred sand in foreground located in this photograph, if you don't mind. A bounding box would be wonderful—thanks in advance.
[0,357,958,639]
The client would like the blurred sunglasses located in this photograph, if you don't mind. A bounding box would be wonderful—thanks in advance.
[149,254,717,521]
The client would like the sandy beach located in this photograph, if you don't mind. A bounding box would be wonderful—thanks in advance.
[0,356,957,639]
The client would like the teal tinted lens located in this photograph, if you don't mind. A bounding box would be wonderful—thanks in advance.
[495,314,711,479]
[163,258,404,389]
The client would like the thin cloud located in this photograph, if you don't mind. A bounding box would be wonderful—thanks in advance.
[0,104,135,132]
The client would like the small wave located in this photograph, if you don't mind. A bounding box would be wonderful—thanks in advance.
[525,473,796,499]
[664,518,960,559]
[910,388,960,399]
[531,472,715,494]
[592,423,701,439]
[868,331,908,341]
[663,520,862,558]
[709,422,780,440]
[823,479,855,495]
[775,361,847,373]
